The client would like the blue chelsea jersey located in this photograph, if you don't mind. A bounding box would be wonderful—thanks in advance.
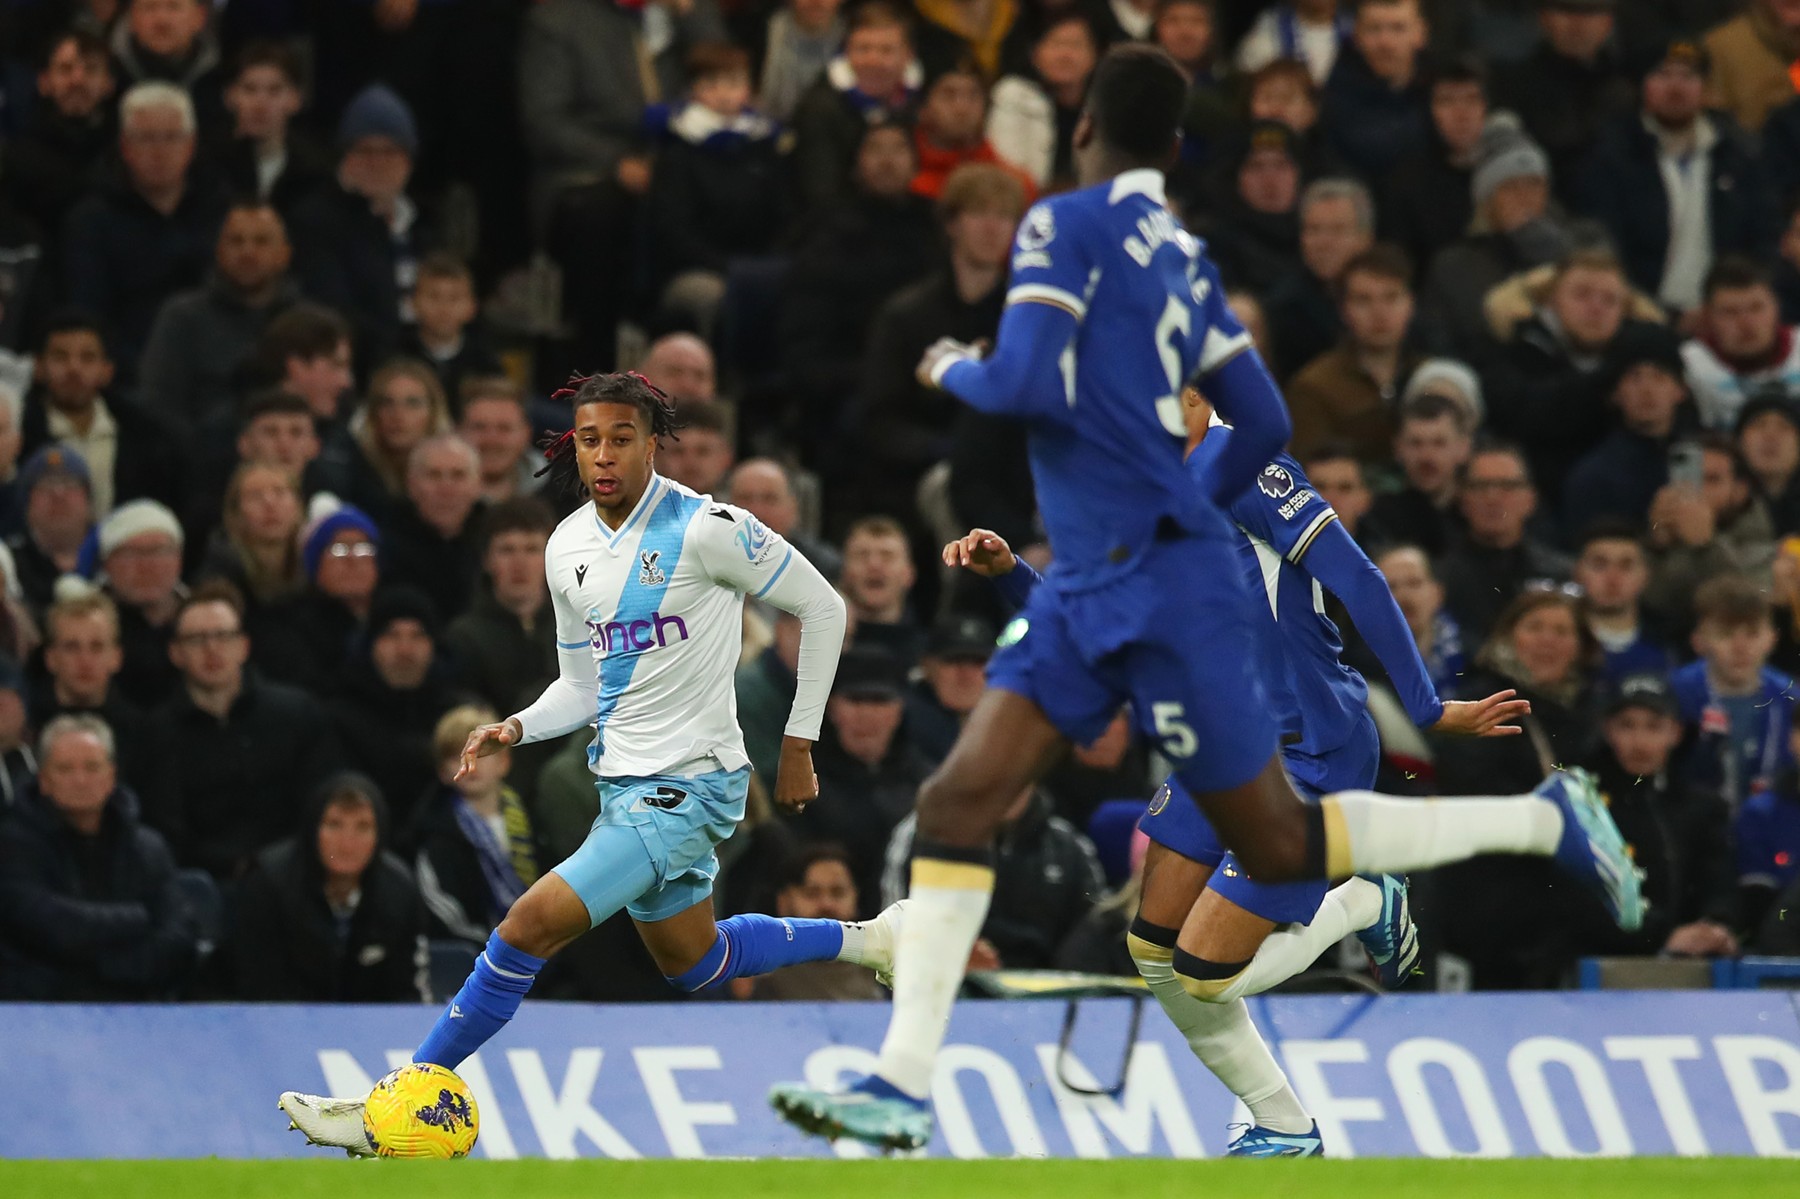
[1007,169,1251,583]
[1189,439,1370,756]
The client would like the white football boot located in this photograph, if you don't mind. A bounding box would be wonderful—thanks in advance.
[279,1091,377,1157]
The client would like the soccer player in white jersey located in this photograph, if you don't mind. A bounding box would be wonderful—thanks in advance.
[280,371,907,1154]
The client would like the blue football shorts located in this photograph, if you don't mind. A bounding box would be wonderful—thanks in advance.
[985,533,1280,793]
[1140,710,1380,925]
[551,766,749,925]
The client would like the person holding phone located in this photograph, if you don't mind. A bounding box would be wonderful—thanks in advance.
[1646,432,1778,636]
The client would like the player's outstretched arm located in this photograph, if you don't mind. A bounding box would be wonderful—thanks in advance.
[455,718,522,782]
[699,507,848,810]
[500,563,601,750]
[944,527,1041,611]
[920,299,1077,418]
[942,528,1016,575]
[1300,520,1528,737]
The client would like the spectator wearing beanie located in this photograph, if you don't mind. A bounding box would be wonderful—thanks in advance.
[1562,338,1699,536]
[1418,112,1572,361]
[287,85,435,365]
[331,586,473,842]
[96,498,188,708]
[1578,38,1774,317]
[1736,388,1800,535]
[256,503,380,695]
[141,580,339,882]
[7,446,96,615]
[1194,120,1303,294]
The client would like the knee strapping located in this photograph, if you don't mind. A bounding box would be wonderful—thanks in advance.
[1126,916,1178,971]
[1172,946,1254,1004]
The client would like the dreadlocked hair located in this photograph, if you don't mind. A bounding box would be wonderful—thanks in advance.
[535,371,682,497]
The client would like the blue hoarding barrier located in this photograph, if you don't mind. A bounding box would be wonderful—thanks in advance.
[1,991,1798,1159]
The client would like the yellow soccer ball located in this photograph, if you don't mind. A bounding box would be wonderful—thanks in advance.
[362,1063,479,1158]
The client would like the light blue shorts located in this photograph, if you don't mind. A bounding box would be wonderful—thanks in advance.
[551,767,749,925]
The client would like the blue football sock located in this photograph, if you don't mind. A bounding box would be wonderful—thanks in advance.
[666,914,845,992]
[413,932,546,1069]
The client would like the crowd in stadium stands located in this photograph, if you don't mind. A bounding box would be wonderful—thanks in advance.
[5,0,1800,1004]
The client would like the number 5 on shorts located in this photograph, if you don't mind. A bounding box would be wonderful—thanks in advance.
[1152,702,1197,759]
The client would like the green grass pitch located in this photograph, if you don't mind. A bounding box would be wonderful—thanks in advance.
[1,1158,1794,1199]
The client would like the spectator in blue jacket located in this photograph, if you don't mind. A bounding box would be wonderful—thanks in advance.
[0,713,200,999]
[1671,573,1797,811]
[1736,708,1800,932]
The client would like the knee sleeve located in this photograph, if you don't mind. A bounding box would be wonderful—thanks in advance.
[1172,946,1254,1004]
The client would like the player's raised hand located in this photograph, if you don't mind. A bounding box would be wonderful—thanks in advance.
[942,528,1017,577]
[456,718,521,781]
[916,337,977,388]
[1431,690,1532,738]
[773,735,820,812]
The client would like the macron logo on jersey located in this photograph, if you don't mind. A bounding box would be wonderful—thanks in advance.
[588,612,691,655]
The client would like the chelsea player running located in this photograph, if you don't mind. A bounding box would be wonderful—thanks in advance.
[772,44,1641,1152]
[280,373,907,1155]
[950,384,1529,1157]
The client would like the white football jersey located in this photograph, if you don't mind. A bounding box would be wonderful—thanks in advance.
[524,474,838,778]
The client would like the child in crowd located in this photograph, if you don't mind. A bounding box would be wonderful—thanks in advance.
[399,253,501,415]
[649,42,787,337]
[1573,521,1672,684]
[1671,575,1798,812]
[414,704,542,946]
